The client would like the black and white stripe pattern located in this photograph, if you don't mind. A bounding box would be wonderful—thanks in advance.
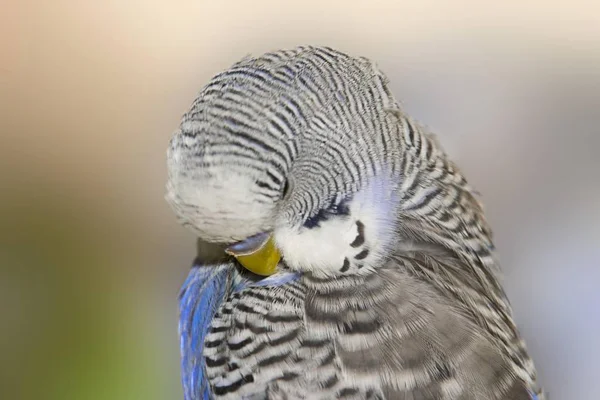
[168,46,544,399]
[197,257,537,399]
[168,46,403,232]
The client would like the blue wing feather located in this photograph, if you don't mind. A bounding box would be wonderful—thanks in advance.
[179,263,232,400]
[178,261,300,400]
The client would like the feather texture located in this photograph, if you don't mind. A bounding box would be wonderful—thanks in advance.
[168,46,544,399]
[181,247,541,399]
[179,263,233,400]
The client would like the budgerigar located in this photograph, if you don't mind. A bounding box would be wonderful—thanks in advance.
[166,46,543,400]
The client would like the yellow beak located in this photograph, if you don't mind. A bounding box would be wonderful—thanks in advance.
[225,232,281,276]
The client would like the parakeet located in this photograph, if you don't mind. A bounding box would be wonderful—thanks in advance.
[166,46,543,399]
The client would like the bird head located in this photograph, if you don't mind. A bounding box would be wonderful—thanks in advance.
[166,46,401,277]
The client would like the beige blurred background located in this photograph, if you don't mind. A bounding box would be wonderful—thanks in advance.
[1,1,599,399]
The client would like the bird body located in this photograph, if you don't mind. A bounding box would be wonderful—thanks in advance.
[167,46,543,399]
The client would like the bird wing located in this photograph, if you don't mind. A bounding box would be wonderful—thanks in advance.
[179,262,234,400]
[302,261,536,400]
[180,256,538,399]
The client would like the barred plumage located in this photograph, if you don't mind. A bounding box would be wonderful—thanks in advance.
[168,46,543,399]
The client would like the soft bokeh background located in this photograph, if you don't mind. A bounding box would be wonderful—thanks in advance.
[1,1,598,399]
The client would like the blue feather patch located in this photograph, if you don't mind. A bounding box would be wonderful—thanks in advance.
[179,263,300,400]
[179,264,231,400]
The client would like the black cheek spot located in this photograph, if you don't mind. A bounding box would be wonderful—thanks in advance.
[340,257,350,272]
[350,221,365,247]
[354,249,369,260]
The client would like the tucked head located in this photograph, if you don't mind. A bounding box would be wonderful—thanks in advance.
[166,46,401,276]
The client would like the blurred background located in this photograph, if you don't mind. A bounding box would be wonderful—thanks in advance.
[1,1,598,399]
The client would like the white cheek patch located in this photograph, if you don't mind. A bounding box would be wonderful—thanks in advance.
[275,216,357,273]
[275,177,400,275]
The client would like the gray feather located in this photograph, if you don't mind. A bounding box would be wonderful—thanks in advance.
[167,46,544,399]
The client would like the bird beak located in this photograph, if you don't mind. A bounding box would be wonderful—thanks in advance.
[225,232,281,276]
